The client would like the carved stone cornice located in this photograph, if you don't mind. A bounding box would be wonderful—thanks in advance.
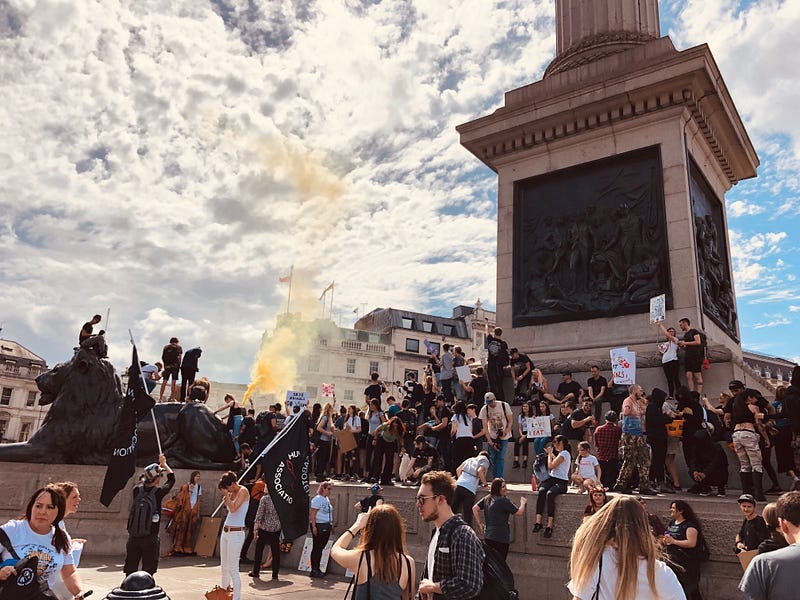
[545,30,658,78]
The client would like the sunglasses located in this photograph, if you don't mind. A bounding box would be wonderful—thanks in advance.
[415,494,440,505]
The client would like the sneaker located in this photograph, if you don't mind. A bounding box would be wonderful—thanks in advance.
[309,569,325,578]
[512,461,520,469]
[698,489,711,497]
[716,487,726,497]
[248,572,259,578]
[639,486,659,496]
[543,527,553,539]
[532,523,543,533]
[522,461,528,469]
[381,480,395,487]
[766,485,783,495]
[271,575,279,581]
[660,484,675,494]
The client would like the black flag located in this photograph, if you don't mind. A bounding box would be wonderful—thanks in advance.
[262,411,310,541]
[100,345,156,506]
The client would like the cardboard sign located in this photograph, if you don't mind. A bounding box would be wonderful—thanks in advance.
[526,417,551,438]
[298,536,334,572]
[455,365,471,383]
[322,383,335,398]
[649,294,666,323]
[195,516,223,557]
[286,390,310,411]
[738,549,758,572]
[334,428,358,454]
[610,348,636,385]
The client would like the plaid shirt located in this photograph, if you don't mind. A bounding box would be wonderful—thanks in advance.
[418,514,484,599]
[593,422,622,461]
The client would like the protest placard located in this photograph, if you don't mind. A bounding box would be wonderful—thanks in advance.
[423,338,438,356]
[334,428,357,454]
[527,416,552,438]
[321,382,335,398]
[455,365,471,383]
[649,294,666,323]
[285,390,309,411]
[610,348,636,385]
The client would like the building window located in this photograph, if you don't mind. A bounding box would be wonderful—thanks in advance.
[0,419,7,440]
[345,330,358,341]
[308,356,320,373]
[344,390,354,402]
[26,391,37,407]
[422,321,433,333]
[19,422,33,442]
[306,386,318,399]
[401,317,413,329]
[441,324,453,335]
[368,333,381,344]
[475,332,484,347]
[404,369,419,382]
[428,341,440,356]
[0,388,11,406]
[405,338,420,353]
[346,358,356,374]
[369,361,379,375]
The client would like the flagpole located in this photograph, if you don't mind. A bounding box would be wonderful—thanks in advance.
[286,265,293,314]
[128,329,163,456]
[211,409,304,518]
[329,282,335,320]
[105,307,110,337]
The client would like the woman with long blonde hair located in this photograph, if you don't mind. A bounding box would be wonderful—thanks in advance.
[568,496,685,600]
[315,402,335,482]
[330,504,415,599]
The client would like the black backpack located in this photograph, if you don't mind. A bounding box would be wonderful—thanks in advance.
[444,525,518,600]
[127,485,158,537]
[162,344,179,365]
[0,529,57,600]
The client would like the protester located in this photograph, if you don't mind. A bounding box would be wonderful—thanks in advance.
[734,494,770,554]
[440,344,455,404]
[432,395,453,472]
[331,504,415,600]
[55,480,85,544]
[417,471,485,599]
[179,346,202,402]
[512,401,534,469]
[355,484,384,513]
[509,347,533,403]
[309,481,334,578]
[677,318,704,395]
[239,475,265,564]
[315,402,335,482]
[248,490,282,581]
[687,429,728,497]
[770,386,800,492]
[451,451,490,526]
[646,388,673,493]
[656,324,682,397]
[167,471,202,556]
[450,401,477,469]
[362,399,386,483]
[572,441,601,492]
[613,385,658,495]
[582,488,608,520]
[364,372,387,409]
[484,324,509,403]
[740,491,800,599]
[532,400,555,456]
[784,367,800,483]
[405,435,440,485]
[217,471,249,600]
[568,496,685,600]
[733,388,768,500]
[663,394,684,492]
[664,499,705,599]
[463,367,488,408]
[339,404,362,480]
[593,410,621,489]
[478,391,514,479]
[532,435,571,539]
[0,485,87,598]
[123,455,175,575]
[756,501,788,555]
[556,371,584,404]
[472,478,526,560]
[159,336,182,401]
[530,368,556,404]
[371,416,405,486]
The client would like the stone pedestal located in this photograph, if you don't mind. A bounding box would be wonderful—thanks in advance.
[457,22,759,390]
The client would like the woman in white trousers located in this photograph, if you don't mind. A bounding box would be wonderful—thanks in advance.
[218,471,250,599]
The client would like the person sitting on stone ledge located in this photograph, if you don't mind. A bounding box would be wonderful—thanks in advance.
[687,429,728,497]
[556,371,584,405]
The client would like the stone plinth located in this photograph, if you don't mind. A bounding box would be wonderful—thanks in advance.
[0,462,758,599]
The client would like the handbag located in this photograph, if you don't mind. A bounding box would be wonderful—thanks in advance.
[0,529,57,600]
[204,586,233,600]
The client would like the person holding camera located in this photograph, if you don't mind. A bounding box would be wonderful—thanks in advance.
[478,392,513,479]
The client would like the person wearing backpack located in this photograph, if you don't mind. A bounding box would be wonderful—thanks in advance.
[159,337,182,402]
[677,318,705,396]
[478,392,513,479]
[417,470,484,599]
[123,455,175,576]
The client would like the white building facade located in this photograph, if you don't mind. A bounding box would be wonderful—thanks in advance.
[0,339,49,443]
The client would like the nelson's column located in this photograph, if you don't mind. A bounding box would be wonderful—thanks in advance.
[458,0,759,394]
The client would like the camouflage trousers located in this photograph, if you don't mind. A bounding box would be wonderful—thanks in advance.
[616,433,651,487]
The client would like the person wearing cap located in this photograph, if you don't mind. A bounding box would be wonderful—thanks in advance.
[734,494,770,555]
[556,371,583,404]
[123,454,175,576]
[354,484,384,513]
[478,392,513,479]
[593,410,622,490]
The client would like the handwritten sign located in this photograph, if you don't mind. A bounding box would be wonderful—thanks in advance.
[455,365,471,383]
[526,417,552,438]
[285,390,309,411]
[610,348,636,385]
[321,383,335,398]
[649,294,666,323]
[423,338,438,356]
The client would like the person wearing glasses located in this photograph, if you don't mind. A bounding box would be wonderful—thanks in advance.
[416,471,484,599]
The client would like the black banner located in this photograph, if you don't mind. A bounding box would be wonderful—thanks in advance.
[100,345,155,506]
[262,411,310,541]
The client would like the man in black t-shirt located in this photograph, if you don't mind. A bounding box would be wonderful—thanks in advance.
[556,372,584,404]
[678,317,705,395]
[510,348,533,402]
[587,365,609,421]
[399,399,418,455]
[484,324,510,403]
[465,367,489,405]
[78,314,107,357]
[363,371,386,408]
[569,399,597,445]
[407,436,440,483]
[433,396,453,472]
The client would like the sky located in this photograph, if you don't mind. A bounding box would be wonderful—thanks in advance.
[0,0,797,385]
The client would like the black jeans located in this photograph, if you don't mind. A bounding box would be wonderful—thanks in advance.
[485,538,509,560]
[180,368,195,402]
[315,440,331,478]
[124,533,160,575]
[649,436,668,483]
[487,365,506,403]
[535,477,568,519]
[371,437,396,484]
[310,523,332,572]
[253,529,281,578]
[453,436,477,469]
[513,437,534,461]
[599,459,619,490]
[451,485,476,526]
[662,360,681,397]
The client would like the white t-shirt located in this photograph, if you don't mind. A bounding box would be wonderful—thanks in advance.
[567,546,686,600]
[453,415,473,439]
[576,454,600,479]
[479,402,513,440]
[0,519,74,588]
[659,340,679,363]
[426,527,440,582]
[310,494,334,524]
[456,455,490,493]
[550,450,572,481]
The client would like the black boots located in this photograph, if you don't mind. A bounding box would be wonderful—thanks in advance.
[740,471,754,495]
[753,471,766,501]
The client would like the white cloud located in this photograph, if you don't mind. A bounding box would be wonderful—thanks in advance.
[789,306,800,312]
[727,200,763,218]
[752,317,791,330]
